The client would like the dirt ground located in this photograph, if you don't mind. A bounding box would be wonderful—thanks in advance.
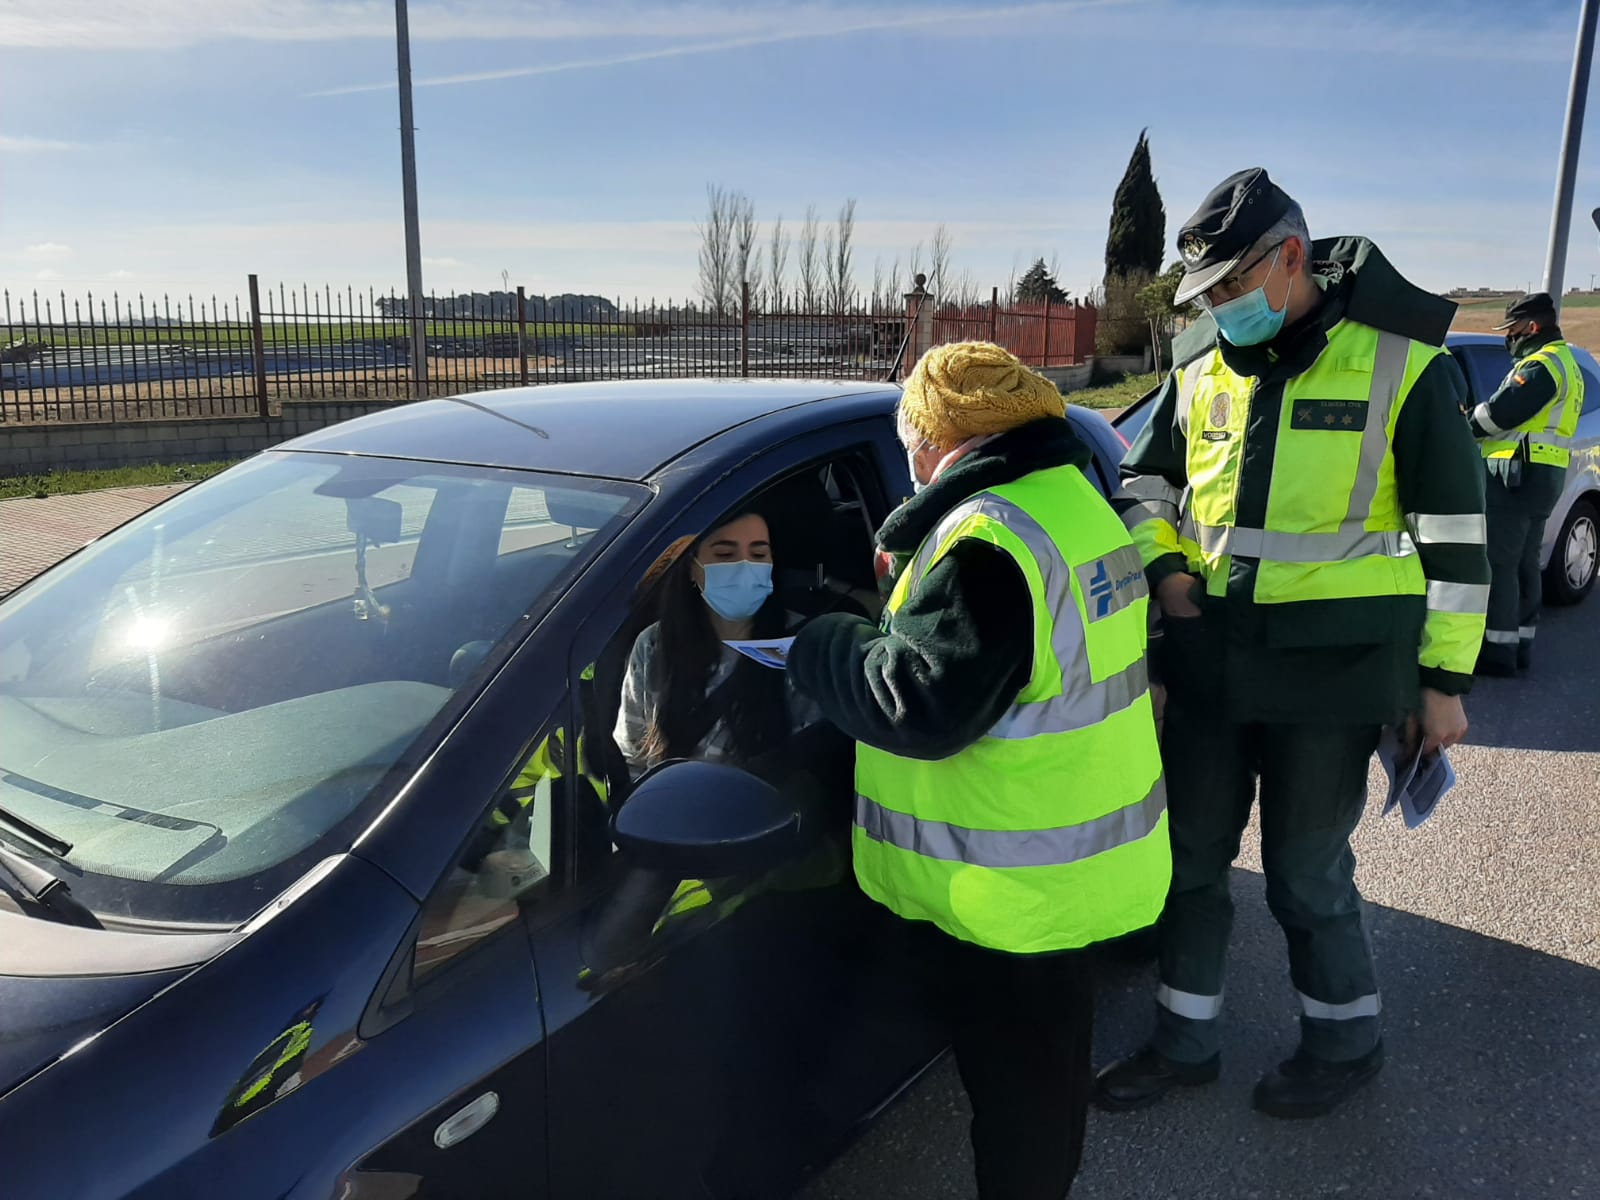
[1450,294,1600,352]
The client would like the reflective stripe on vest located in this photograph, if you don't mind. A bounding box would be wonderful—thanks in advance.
[854,462,1171,954]
[1481,340,1586,468]
[855,776,1167,869]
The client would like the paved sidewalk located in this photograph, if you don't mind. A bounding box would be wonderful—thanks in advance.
[0,484,189,595]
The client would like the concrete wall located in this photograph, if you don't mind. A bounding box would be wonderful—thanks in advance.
[0,399,395,477]
[1038,363,1094,395]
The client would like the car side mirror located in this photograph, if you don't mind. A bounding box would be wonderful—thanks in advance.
[611,760,803,877]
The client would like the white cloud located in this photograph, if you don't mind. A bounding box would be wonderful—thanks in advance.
[308,0,1129,95]
[5,0,1128,52]
[22,242,73,261]
[421,255,463,268]
[33,268,61,281]
[108,269,135,279]
[0,133,84,152]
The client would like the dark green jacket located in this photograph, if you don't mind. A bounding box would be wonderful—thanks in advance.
[1118,237,1489,725]
[1471,327,1571,499]
[789,418,1094,759]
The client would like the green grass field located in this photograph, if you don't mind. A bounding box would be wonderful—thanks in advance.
[1070,371,1158,410]
[0,460,236,501]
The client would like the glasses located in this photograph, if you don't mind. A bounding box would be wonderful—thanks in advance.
[1200,242,1283,307]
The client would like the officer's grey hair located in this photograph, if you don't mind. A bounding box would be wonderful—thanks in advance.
[1250,201,1311,263]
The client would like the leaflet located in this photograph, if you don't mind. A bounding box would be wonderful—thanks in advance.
[1376,726,1454,829]
[723,637,795,670]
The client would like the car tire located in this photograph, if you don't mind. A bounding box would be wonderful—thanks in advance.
[1544,496,1599,606]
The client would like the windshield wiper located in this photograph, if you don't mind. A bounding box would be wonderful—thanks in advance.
[0,842,102,929]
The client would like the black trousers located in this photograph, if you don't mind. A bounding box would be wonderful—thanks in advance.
[896,918,1096,1200]
[1484,469,1563,671]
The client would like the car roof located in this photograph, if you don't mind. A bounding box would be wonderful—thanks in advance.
[1446,330,1598,368]
[278,378,903,481]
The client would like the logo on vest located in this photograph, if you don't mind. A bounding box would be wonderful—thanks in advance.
[1085,558,1144,621]
[1201,391,1233,442]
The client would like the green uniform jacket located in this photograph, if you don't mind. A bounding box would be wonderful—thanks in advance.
[789,418,1091,755]
[1469,327,1572,507]
[1118,237,1489,725]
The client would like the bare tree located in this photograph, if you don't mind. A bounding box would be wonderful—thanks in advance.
[908,241,925,288]
[798,205,822,310]
[884,255,903,309]
[697,184,737,315]
[952,268,978,308]
[766,215,790,310]
[871,257,885,309]
[822,227,837,311]
[930,223,953,297]
[829,197,857,312]
[732,192,758,310]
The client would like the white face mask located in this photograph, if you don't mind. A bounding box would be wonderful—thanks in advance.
[906,438,930,493]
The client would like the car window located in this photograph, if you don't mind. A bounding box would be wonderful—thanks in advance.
[0,452,646,927]
[415,716,568,981]
[1453,344,1513,405]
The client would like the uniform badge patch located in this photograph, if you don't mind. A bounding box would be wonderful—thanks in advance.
[1179,233,1209,265]
[1290,399,1369,431]
[1208,392,1231,428]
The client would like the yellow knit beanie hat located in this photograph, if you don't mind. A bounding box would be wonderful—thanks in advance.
[899,341,1066,447]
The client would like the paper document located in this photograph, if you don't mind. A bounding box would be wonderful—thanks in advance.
[723,637,795,670]
[1376,726,1455,828]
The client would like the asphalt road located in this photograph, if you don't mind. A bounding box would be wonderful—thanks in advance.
[805,600,1599,1200]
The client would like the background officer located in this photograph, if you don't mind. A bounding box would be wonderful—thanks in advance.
[1469,291,1587,674]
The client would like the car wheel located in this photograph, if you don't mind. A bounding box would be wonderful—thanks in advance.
[1544,496,1599,605]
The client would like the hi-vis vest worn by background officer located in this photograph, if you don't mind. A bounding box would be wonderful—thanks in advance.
[853,463,1171,955]
[1480,340,1585,469]
[1128,320,1485,679]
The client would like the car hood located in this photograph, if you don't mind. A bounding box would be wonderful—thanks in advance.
[0,908,232,1099]
[0,963,189,1098]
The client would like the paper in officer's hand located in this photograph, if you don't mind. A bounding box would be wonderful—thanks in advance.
[1399,750,1454,829]
[1376,726,1421,817]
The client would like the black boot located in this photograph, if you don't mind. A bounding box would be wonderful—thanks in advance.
[1093,1046,1220,1111]
[1251,1042,1384,1119]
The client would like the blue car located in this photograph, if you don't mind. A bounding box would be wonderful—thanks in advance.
[0,379,1127,1200]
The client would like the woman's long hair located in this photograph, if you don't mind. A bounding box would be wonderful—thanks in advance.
[640,515,790,768]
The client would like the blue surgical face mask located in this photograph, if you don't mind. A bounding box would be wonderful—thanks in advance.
[1207,246,1287,347]
[699,559,773,621]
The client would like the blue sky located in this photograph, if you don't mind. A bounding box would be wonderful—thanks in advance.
[3,0,1600,308]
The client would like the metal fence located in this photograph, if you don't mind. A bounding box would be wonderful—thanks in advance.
[1,277,1092,425]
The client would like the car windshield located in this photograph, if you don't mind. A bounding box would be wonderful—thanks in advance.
[0,451,645,928]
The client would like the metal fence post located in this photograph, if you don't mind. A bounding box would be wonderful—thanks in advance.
[248,274,270,419]
[740,280,751,377]
[1041,294,1053,367]
[989,287,999,344]
[517,286,529,386]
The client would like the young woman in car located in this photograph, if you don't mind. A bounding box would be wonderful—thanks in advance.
[614,510,821,777]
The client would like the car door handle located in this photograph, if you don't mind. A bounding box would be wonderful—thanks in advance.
[433,1091,500,1149]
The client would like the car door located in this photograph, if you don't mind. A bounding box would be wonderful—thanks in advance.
[532,420,943,1199]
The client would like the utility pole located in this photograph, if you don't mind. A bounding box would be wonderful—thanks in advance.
[1542,0,1599,314]
[395,0,427,397]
